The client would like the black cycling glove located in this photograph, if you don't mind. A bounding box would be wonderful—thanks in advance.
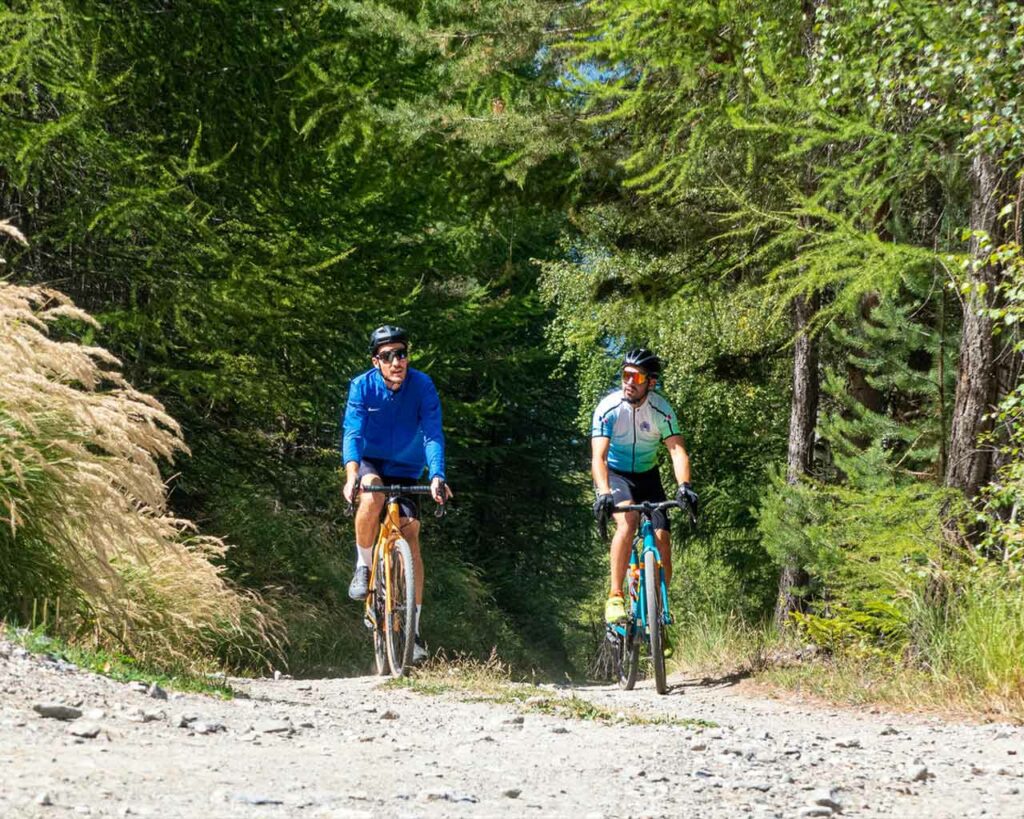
[592,492,615,522]
[676,482,699,517]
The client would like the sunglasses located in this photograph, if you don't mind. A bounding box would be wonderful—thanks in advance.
[622,369,650,385]
[376,348,409,364]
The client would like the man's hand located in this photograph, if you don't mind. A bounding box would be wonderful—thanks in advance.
[676,482,699,516]
[343,475,359,504]
[431,476,452,505]
[592,492,615,522]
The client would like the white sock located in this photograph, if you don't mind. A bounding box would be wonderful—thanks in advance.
[355,545,372,568]
[416,604,422,636]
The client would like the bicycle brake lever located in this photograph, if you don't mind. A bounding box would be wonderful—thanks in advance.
[344,485,361,518]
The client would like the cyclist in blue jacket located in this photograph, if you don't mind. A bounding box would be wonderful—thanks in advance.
[591,348,698,626]
[342,325,450,663]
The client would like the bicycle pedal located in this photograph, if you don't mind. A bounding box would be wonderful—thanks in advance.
[605,624,627,640]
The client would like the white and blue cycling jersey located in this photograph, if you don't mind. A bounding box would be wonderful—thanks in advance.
[590,389,682,473]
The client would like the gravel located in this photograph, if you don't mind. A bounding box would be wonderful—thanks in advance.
[1,636,1022,817]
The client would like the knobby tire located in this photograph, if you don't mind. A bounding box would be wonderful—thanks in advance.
[385,538,417,676]
[372,553,388,676]
[644,550,667,694]
[617,618,640,690]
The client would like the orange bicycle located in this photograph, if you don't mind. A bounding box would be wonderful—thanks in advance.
[356,484,442,676]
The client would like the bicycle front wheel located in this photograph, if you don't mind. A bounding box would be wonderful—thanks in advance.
[372,555,388,676]
[644,550,667,694]
[385,538,417,676]
[616,621,640,690]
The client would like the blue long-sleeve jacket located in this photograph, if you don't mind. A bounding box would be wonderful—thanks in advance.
[342,367,446,480]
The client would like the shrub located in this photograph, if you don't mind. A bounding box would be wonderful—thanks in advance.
[0,275,278,669]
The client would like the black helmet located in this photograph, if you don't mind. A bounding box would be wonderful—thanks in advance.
[368,325,408,354]
[622,347,661,376]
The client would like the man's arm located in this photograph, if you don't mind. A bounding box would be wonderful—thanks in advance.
[341,379,367,502]
[664,434,691,486]
[419,376,445,481]
[591,436,612,494]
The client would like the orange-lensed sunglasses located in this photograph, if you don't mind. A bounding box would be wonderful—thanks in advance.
[622,369,649,385]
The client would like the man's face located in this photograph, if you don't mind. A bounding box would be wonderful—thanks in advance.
[373,342,409,388]
[622,366,653,403]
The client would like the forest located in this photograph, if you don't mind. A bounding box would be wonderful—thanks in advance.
[1,1,1022,713]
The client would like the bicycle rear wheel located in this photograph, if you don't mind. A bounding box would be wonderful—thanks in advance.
[644,550,667,694]
[385,538,417,676]
[616,620,640,690]
[372,555,388,676]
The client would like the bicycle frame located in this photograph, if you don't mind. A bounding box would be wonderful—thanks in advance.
[353,482,441,676]
[612,515,670,646]
[362,495,406,631]
[602,497,695,692]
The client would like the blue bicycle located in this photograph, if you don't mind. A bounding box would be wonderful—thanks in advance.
[599,498,696,694]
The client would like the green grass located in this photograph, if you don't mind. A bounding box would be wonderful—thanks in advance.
[655,551,1024,724]
[907,568,1024,706]
[383,655,716,728]
[667,610,775,677]
[6,625,235,698]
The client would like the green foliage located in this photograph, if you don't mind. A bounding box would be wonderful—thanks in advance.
[903,561,1024,701]
[822,274,958,479]
[978,229,1024,561]
[0,281,277,670]
[7,627,235,698]
[757,462,946,604]
[1,0,594,674]
[792,601,907,657]
[3,0,1024,696]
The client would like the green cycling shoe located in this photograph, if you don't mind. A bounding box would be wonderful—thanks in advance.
[661,629,674,660]
[604,595,627,625]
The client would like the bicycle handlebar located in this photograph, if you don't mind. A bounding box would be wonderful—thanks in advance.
[345,482,450,518]
[614,499,684,514]
[360,484,435,494]
[596,497,698,541]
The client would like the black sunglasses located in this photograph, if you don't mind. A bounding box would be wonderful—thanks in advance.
[376,348,408,364]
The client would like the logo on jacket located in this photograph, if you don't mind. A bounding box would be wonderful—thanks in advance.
[640,421,651,432]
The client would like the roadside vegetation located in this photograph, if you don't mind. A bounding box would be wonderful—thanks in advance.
[385,654,715,728]
[1,1,1022,721]
[0,275,277,672]
[3,625,235,698]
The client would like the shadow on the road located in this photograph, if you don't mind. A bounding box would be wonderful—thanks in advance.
[662,669,751,695]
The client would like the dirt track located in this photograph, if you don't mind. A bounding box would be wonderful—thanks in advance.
[1,638,1022,818]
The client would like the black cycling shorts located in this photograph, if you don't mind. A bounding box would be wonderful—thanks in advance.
[358,459,420,521]
[608,466,669,532]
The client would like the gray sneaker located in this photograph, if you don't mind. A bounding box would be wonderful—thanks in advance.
[412,636,429,665]
[347,566,370,600]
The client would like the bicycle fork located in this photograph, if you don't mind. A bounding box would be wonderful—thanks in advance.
[363,545,385,630]
[639,537,671,634]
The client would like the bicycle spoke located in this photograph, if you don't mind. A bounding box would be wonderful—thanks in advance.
[385,539,417,676]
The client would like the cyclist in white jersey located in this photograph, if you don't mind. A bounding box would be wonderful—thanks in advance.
[590,348,698,625]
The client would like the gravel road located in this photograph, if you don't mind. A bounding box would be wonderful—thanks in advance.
[1,637,1021,818]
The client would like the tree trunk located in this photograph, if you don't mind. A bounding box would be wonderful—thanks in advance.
[773,0,822,629]
[945,148,1001,508]
[774,290,820,628]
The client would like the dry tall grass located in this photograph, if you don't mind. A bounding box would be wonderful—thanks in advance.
[0,259,278,669]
